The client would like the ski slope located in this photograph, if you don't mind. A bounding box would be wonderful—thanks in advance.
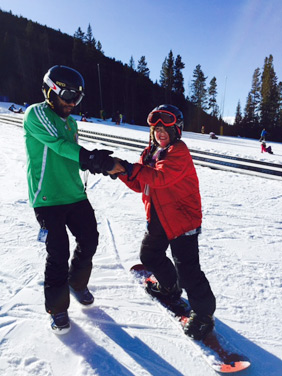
[0,103,282,376]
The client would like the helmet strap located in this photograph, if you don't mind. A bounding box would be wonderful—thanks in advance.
[45,87,55,109]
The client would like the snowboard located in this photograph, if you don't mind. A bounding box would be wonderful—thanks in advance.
[130,264,251,374]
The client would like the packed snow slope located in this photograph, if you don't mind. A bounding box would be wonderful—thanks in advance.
[0,103,282,376]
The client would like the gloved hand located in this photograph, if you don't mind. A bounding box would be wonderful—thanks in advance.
[102,170,118,179]
[109,174,118,180]
[79,147,115,174]
[119,160,134,177]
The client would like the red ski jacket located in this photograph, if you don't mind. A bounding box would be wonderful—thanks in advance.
[119,140,202,240]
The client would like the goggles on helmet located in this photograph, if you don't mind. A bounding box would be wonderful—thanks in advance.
[59,88,84,105]
[147,110,177,127]
[44,75,84,106]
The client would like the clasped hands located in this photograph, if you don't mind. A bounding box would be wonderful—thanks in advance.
[79,147,132,178]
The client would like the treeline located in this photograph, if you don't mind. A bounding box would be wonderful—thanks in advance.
[233,55,282,141]
[2,10,282,141]
[0,9,225,133]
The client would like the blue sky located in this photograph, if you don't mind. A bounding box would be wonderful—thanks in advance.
[1,0,282,123]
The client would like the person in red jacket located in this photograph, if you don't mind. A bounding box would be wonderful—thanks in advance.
[261,142,273,154]
[118,104,216,340]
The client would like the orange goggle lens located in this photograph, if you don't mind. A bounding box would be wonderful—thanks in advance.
[147,110,177,127]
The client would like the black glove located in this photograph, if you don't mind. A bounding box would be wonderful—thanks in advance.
[119,160,134,177]
[109,173,118,180]
[79,147,115,174]
[102,170,117,179]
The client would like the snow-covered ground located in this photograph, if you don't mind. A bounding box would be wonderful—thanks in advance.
[0,102,282,376]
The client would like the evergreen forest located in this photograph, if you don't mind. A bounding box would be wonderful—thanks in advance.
[1,9,282,141]
[234,55,282,141]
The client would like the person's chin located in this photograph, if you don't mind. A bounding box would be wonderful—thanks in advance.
[64,108,73,116]
[159,140,169,147]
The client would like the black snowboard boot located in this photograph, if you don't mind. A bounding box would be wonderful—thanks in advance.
[69,286,94,306]
[145,280,182,301]
[183,310,214,340]
[49,311,71,335]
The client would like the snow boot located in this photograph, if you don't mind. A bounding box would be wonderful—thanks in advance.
[69,286,94,306]
[183,310,214,340]
[145,280,182,301]
[49,311,70,335]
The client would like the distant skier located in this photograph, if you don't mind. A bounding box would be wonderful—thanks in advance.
[209,132,218,139]
[23,65,124,334]
[115,110,120,125]
[259,128,267,142]
[116,104,216,340]
[261,142,273,154]
[9,104,16,112]
[9,104,23,113]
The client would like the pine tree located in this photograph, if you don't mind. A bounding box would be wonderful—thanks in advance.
[260,55,279,129]
[73,27,85,41]
[160,50,174,91]
[159,57,168,87]
[190,64,208,110]
[137,56,150,77]
[166,50,174,92]
[234,101,242,126]
[208,77,219,117]
[250,68,261,121]
[277,81,282,128]
[243,68,261,131]
[97,41,103,54]
[244,92,256,127]
[85,24,96,47]
[129,56,135,70]
[173,54,185,95]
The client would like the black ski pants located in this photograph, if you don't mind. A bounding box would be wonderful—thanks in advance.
[140,210,216,317]
[34,199,99,314]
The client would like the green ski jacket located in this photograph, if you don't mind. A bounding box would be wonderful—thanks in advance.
[23,102,87,207]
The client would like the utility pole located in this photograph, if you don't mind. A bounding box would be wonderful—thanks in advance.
[97,63,103,110]
[220,76,227,135]
[222,76,227,119]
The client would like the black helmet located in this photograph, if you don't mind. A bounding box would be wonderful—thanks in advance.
[42,65,85,107]
[147,104,184,139]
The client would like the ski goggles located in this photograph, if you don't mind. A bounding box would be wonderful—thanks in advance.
[147,110,177,127]
[44,75,84,106]
[59,89,84,105]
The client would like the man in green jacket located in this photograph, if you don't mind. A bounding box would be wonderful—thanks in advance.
[24,65,124,334]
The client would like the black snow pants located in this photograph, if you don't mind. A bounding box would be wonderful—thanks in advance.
[140,205,216,317]
[34,199,99,314]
